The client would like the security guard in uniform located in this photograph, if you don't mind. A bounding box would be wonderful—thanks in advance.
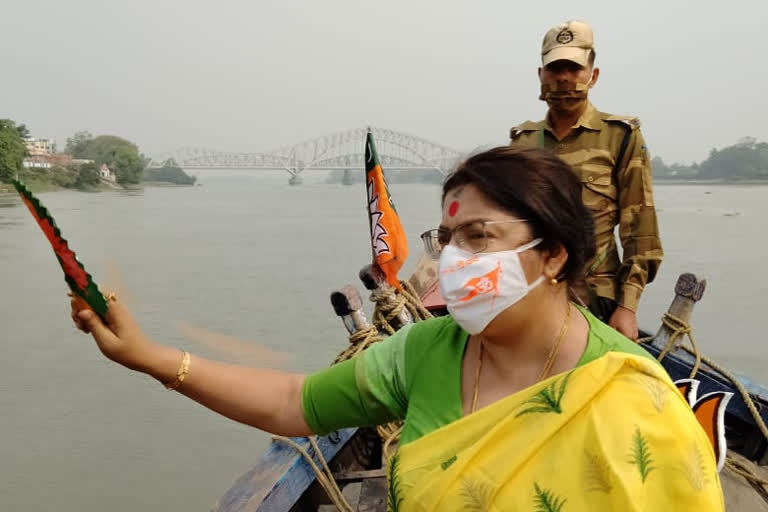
[509,21,663,340]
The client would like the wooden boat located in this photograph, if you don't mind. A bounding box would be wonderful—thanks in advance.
[212,262,768,511]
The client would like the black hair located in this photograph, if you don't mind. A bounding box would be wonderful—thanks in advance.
[442,146,596,284]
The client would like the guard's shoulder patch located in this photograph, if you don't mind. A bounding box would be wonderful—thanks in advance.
[603,113,641,130]
[509,120,543,139]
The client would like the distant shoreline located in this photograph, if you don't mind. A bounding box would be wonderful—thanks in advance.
[0,180,121,194]
[0,180,194,195]
[655,179,768,186]
[142,181,196,188]
[3,178,766,195]
[0,180,63,194]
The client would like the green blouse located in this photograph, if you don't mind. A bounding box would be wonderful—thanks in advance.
[301,306,655,446]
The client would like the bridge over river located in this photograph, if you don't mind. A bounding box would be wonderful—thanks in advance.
[148,127,464,184]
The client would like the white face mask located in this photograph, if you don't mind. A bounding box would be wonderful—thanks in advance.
[438,239,544,334]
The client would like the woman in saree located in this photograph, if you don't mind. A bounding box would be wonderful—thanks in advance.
[72,146,724,511]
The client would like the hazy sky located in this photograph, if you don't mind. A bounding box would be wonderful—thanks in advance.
[3,0,766,164]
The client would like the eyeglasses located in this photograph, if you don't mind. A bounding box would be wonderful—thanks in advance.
[420,219,529,259]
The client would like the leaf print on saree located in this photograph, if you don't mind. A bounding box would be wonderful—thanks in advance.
[516,371,573,418]
[584,451,613,494]
[387,453,404,512]
[459,477,494,511]
[533,482,567,512]
[629,428,655,483]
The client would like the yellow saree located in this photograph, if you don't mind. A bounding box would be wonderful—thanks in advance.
[386,353,724,511]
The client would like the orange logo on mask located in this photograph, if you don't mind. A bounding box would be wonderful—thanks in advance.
[440,256,479,275]
[457,262,502,303]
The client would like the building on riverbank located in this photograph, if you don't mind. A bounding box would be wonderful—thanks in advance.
[22,158,52,169]
[24,137,56,156]
[23,153,73,169]
[22,137,73,170]
[99,163,116,183]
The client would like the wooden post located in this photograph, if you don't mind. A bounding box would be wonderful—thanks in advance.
[645,273,768,465]
[331,285,371,335]
[650,273,707,353]
[359,263,412,328]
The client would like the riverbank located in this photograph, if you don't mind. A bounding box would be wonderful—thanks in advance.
[0,179,128,194]
[656,179,768,186]
[4,177,765,194]
[0,178,63,194]
[0,181,195,195]
[142,180,197,188]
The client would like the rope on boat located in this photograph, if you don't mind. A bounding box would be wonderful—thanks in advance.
[286,291,768,507]
[380,423,403,461]
[726,456,768,487]
[332,325,383,364]
[641,312,768,498]
[369,280,434,336]
[370,287,404,336]
[271,435,354,512]
[399,280,435,322]
[272,281,434,510]
[644,312,768,443]
[332,281,432,364]
[333,281,435,466]
[369,280,433,463]
[334,279,434,455]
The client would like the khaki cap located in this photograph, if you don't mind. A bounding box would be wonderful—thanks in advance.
[541,20,594,67]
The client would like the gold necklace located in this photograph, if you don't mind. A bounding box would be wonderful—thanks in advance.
[470,303,572,414]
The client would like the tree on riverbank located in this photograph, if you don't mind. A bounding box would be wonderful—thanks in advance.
[0,119,27,182]
[64,131,93,158]
[65,134,145,185]
[0,121,149,190]
[74,162,101,188]
[653,137,768,181]
[143,159,196,185]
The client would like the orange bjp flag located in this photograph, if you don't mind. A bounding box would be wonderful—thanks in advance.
[365,130,408,289]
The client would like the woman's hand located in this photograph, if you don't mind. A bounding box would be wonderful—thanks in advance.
[71,294,158,373]
[70,292,312,436]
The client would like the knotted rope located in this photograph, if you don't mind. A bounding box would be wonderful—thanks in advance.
[275,280,434,510]
[333,324,383,364]
[370,280,433,336]
[642,312,768,497]
[332,282,432,365]
[368,281,433,462]
[271,435,354,512]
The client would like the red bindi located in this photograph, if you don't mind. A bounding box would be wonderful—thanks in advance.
[448,200,459,217]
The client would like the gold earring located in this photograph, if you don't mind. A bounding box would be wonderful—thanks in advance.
[550,278,558,285]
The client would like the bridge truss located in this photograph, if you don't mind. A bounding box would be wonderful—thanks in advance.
[148,127,464,183]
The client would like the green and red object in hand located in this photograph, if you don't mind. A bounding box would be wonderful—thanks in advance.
[11,178,108,318]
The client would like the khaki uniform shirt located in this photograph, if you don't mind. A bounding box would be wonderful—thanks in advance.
[509,101,663,312]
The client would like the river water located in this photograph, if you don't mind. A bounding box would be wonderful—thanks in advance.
[1,170,766,510]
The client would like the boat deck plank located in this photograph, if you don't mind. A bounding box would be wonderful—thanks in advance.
[212,429,357,512]
[356,477,388,512]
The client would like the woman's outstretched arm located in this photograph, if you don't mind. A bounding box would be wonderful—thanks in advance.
[73,297,312,437]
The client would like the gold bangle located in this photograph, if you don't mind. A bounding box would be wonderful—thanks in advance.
[165,350,191,390]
